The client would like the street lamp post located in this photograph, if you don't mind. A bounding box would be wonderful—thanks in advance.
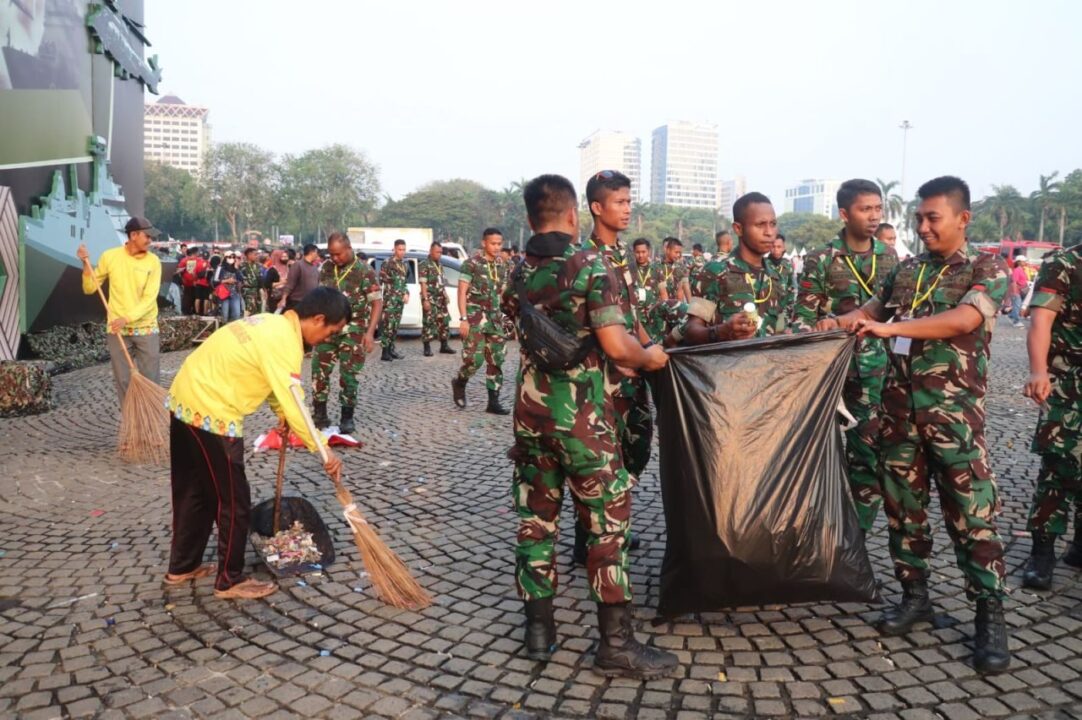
[899,120,913,242]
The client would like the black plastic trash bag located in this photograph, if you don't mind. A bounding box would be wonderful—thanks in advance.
[249,496,336,577]
[651,331,879,616]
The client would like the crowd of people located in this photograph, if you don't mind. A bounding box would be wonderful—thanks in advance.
[77,169,1080,681]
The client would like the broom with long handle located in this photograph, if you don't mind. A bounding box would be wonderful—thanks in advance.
[288,381,431,609]
[81,256,169,464]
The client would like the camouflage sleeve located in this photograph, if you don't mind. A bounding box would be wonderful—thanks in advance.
[365,268,383,301]
[694,260,726,305]
[501,277,519,321]
[791,254,826,331]
[318,261,333,287]
[459,258,476,285]
[378,261,390,286]
[585,257,626,329]
[1030,252,1071,314]
[686,296,716,323]
[961,254,1010,321]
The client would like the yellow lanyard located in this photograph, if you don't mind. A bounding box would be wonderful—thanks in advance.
[486,259,497,284]
[744,272,773,303]
[334,259,357,288]
[843,253,877,297]
[911,263,950,313]
[637,265,651,286]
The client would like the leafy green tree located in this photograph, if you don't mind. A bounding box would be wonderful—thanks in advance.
[973,184,1030,242]
[144,161,213,240]
[875,178,904,223]
[279,144,381,240]
[376,179,500,248]
[777,212,841,251]
[1029,172,1061,242]
[200,142,277,241]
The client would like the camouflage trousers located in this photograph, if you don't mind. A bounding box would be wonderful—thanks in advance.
[842,373,885,531]
[312,325,368,407]
[242,291,262,317]
[1026,373,1082,536]
[456,326,505,392]
[510,432,632,604]
[422,297,451,343]
[380,296,405,349]
[881,412,1006,599]
[614,388,653,480]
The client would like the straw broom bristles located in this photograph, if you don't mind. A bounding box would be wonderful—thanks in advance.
[288,382,431,610]
[82,257,169,464]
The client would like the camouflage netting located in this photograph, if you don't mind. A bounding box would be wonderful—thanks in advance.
[0,361,51,417]
[25,322,108,373]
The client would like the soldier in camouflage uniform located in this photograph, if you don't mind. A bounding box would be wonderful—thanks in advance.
[452,229,510,414]
[838,176,1010,675]
[379,239,410,361]
[794,180,899,531]
[632,238,669,344]
[688,243,708,288]
[661,238,691,301]
[715,230,734,258]
[311,233,383,435]
[1021,243,1082,589]
[502,173,675,678]
[687,193,786,340]
[768,234,796,323]
[239,248,264,316]
[419,242,455,357]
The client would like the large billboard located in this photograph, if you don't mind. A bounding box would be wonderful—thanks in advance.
[0,0,158,356]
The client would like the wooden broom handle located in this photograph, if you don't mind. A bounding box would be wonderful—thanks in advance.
[272,429,288,534]
[81,257,135,369]
[288,382,329,463]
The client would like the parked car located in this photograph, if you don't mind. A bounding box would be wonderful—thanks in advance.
[363,250,463,335]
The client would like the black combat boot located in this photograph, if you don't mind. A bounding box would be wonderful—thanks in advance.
[1022,531,1057,590]
[439,339,455,354]
[573,522,587,566]
[312,400,330,430]
[423,341,433,357]
[876,579,934,636]
[594,603,678,679]
[1064,518,1082,569]
[390,343,405,359]
[523,597,557,662]
[486,388,510,415]
[452,377,467,408]
[381,346,393,362]
[973,596,1011,674]
[338,405,355,436]
[629,533,641,552]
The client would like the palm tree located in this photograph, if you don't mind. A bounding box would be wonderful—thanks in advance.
[1029,172,1061,242]
[875,178,905,223]
[979,185,1029,240]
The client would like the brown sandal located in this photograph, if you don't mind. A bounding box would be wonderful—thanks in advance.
[163,563,217,585]
[213,579,277,600]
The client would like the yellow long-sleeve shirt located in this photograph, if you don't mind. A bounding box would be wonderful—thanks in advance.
[166,313,317,451]
[81,246,162,335]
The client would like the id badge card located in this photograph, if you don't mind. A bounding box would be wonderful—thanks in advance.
[637,288,647,303]
[891,312,911,355]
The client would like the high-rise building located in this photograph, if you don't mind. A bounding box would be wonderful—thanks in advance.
[143,94,211,174]
[578,130,642,202]
[717,176,748,219]
[650,121,719,208]
[784,179,843,219]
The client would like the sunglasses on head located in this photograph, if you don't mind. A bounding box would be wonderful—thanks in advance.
[594,170,617,180]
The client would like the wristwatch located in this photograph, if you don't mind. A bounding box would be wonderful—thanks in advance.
[459,316,467,321]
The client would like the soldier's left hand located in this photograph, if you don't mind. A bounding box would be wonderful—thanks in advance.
[815,317,840,332]
[852,318,892,338]
[1024,371,1052,405]
[362,334,375,353]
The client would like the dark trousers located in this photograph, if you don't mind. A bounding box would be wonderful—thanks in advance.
[168,417,250,590]
[181,286,196,315]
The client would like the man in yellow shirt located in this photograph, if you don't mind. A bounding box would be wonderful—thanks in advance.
[77,217,163,403]
[165,287,346,599]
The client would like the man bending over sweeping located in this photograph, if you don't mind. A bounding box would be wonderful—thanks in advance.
[164,287,346,599]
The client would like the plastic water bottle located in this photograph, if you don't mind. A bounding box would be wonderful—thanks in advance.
[743,301,762,331]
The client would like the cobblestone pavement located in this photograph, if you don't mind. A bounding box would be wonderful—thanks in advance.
[1,319,1081,720]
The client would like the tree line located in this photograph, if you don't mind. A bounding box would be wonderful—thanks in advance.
[146,142,1082,252]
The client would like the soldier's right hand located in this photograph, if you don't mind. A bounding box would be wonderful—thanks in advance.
[641,344,669,372]
[815,317,840,332]
[1024,371,1052,405]
[76,244,90,263]
[459,320,469,337]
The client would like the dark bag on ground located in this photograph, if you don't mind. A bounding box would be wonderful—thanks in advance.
[650,331,879,616]
[249,496,336,577]
[512,269,596,372]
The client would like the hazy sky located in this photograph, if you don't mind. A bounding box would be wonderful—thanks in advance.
[147,0,1082,207]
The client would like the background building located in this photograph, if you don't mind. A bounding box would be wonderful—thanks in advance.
[143,94,210,174]
[578,130,642,203]
[784,179,842,219]
[650,121,719,208]
[717,176,747,219]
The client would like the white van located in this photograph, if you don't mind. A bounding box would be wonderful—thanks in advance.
[363,250,463,334]
[345,227,469,261]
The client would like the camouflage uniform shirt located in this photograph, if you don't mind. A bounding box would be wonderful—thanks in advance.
[320,257,382,331]
[661,258,689,299]
[634,261,668,343]
[793,234,899,378]
[379,256,409,303]
[582,236,640,398]
[690,254,787,337]
[460,252,508,337]
[863,247,1009,424]
[418,258,448,305]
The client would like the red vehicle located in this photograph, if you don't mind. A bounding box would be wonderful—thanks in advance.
[974,239,1059,266]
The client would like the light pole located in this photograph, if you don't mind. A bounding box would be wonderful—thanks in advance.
[899,120,913,244]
